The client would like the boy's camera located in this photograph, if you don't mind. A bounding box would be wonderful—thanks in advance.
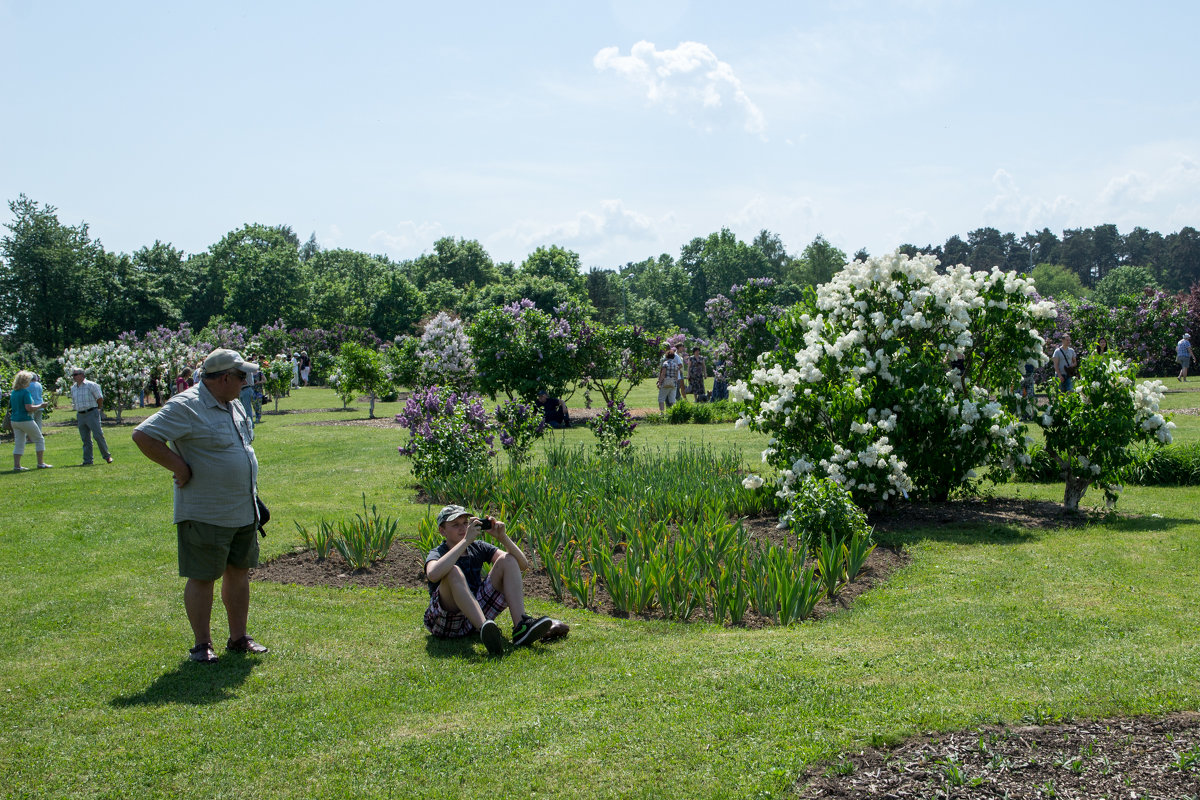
[480,517,493,530]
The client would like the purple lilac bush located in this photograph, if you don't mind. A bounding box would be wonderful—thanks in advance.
[396,385,495,484]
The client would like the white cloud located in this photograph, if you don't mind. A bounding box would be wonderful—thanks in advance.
[368,220,446,257]
[594,40,766,136]
[490,199,673,264]
[983,168,1076,232]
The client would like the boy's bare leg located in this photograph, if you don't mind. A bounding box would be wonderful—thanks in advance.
[436,567,487,629]
[485,554,527,625]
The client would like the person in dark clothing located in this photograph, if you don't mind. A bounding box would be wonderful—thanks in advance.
[535,390,571,428]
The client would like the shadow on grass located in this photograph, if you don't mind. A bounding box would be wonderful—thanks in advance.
[872,497,1195,549]
[110,653,261,706]
[423,633,562,661]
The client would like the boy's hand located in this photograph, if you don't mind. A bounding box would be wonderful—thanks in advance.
[464,518,482,544]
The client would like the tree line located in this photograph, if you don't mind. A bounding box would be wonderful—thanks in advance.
[3,193,1198,361]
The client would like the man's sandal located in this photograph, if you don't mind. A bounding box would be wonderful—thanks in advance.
[226,635,269,654]
[189,642,218,664]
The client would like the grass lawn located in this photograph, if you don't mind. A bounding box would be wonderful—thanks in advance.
[1,385,1198,798]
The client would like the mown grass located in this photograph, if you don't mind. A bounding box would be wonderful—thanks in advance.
[1,385,1198,799]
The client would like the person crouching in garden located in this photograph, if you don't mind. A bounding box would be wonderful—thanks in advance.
[424,505,563,655]
[535,390,571,429]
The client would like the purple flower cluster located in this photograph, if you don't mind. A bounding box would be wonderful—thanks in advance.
[494,399,547,465]
[502,298,537,318]
[587,401,637,458]
[394,385,495,483]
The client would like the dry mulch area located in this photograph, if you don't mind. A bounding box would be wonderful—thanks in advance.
[795,712,1200,799]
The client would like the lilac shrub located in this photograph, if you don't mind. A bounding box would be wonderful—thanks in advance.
[494,398,546,467]
[587,401,637,461]
[1043,293,1189,376]
[705,278,782,384]
[417,312,474,391]
[396,385,495,484]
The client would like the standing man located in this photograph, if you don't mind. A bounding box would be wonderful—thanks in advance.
[657,346,682,413]
[1177,333,1192,382]
[68,367,113,465]
[1052,334,1078,391]
[132,349,269,664]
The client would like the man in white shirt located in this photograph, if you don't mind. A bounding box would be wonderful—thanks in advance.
[68,368,112,465]
[1051,334,1078,392]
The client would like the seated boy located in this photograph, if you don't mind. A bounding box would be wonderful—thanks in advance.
[424,505,562,655]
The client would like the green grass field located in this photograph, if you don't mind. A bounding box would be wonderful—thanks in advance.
[1,382,1198,799]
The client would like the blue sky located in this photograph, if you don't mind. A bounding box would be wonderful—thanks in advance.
[2,1,1197,269]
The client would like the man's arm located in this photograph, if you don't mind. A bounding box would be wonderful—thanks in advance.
[489,520,531,572]
[425,530,475,584]
[132,430,192,488]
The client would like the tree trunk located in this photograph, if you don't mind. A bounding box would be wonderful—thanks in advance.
[1063,472,1090,512]
[369,393,376,419]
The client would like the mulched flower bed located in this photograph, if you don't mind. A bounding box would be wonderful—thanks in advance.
[795,712,1200,799]
[251,514,907,628]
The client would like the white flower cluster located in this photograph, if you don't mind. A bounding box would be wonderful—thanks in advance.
[732,250,1049,504]
[418,312,474,384]
[1131,378,1175,444]
[58,341,151,415]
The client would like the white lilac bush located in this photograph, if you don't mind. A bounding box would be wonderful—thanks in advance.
[734,251,1058,506]
[1040,354,1174,511]
[417,312,474,391]
[57,341,150,422]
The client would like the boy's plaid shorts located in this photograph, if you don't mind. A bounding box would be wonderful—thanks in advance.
[424,579,507,638]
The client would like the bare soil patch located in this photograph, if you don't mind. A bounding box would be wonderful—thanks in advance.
[796,712,1200,799]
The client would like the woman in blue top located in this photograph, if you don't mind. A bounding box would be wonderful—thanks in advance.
[10,370,51,471]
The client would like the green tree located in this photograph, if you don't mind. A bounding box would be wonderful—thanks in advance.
[1091,265,1159,307]
[464,274,590,319]
[622,254,695,331]
[0,195,101,356]
[412,237,497,290]
[330,342,392,418]
[790,234,847,287]
[585,267,627,323]
[679,229,769,319]
[207,224,309,330]
[1031,263,1089,300]
[751,229,790,281]
[521,245,586,296]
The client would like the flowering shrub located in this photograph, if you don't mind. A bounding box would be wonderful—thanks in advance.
[57,341,150,422]
[395,385,495,484]
[1044,292,1189,376]
[587,401,637,460]
[416,312,473,391]
[1040,355,1174,510]
[196,319,249,353]
[469,299,586,401]
[135,324,205,400]
[260,354,294,412]
[783,474,871,555]
[330,342,394,417]
[576,323,662,406]
[705,278,782,384]
[734,251,1057,506]
[494,399,546,467]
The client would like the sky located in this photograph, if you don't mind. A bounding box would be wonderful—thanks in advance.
[2,0,1198,270]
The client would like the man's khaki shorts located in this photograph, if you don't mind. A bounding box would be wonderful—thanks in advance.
[177,520,259,580]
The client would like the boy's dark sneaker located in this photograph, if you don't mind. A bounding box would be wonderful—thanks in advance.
[511,615,553,647]
[542,619,570,642]
[479,619,505,656]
